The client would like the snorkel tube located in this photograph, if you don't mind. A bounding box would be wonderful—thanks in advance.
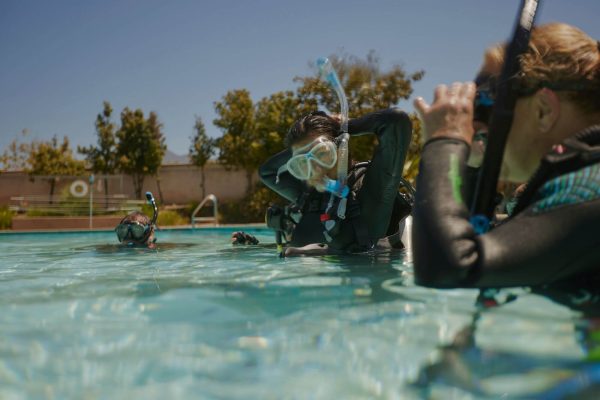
[469,0,541,234]
[317,57,350,217]
[145,191,158,227]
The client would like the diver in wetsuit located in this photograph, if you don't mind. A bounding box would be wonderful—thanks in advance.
[412,23,600,288]
[259,109,413,256]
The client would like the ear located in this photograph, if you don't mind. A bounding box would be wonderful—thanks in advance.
[535,88,560,133]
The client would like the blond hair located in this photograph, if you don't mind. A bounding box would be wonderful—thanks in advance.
[482,22,600,114]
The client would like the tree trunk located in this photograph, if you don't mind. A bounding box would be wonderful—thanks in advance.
[49,178,56,204]
[200,166,206,199]
[132,174,144,199]
[104,177,109,208]
[156,174,165,204]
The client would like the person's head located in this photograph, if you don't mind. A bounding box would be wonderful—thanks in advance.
[284,111,341,190]
[115,211,156,248]
[478,22,600,182]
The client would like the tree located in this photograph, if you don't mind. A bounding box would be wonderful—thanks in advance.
[1,129,30,172]
[26,136,86,201]
[78,101,118,206]
[213,89,257,193]
[295,50,424,161]
[189,116,216,199]
[254,90,312,158]
[116,108,166,199]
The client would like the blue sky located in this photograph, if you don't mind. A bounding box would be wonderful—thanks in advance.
[1,0,599,156]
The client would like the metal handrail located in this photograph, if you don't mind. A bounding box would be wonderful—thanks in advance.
[191,194,218,227]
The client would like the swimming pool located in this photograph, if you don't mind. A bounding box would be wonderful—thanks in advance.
[0,227,597,399]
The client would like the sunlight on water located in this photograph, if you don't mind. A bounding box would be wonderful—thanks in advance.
[0,228,595,399]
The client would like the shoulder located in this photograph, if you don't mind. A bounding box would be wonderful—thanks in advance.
[532,163,600,213]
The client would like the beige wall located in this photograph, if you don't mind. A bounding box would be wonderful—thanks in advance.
[0,162,256,205]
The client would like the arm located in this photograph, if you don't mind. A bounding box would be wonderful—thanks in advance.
[351,108,413,239]
[258,148,304,203]
[413,138,600,288]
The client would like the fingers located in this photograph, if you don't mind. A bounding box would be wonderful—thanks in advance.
[460,81,476,99]
[413,97,430,117]
[433,84,447,103]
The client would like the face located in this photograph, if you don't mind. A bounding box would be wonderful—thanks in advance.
[501,96,555,182]
[290,134,338,191]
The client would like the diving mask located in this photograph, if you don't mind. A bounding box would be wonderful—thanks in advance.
[115,221,152,243]
[286,136,337,181]
[115,191,158,244]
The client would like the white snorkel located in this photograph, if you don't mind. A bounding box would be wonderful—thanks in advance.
[317,57,350,219]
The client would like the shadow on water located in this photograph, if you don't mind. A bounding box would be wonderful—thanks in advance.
[410,284,600,399]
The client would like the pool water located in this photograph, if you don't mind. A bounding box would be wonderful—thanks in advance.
[0,228,598,399]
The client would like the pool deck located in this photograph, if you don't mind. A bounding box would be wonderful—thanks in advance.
[0,222,266,234]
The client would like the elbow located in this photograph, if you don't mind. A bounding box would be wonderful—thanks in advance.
[413,252,475,289]
[412,214,480,289]
[384,108,412,132]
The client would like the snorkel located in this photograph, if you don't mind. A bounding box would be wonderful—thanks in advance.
[469,0,541,234]
[145,191,158,226]
[317,57,350,217]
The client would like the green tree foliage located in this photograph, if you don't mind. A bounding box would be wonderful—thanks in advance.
[213,89,258,193]
[295,51,424,161]
[0,130,30,172]
[254,90,313,156]
[116,108,166,199]
[404,114,423,185]
[214,89,313,199]
[26,136,86,201]
[78,101,118,205]
[189,116,216,199]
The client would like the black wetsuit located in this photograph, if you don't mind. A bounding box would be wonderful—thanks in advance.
[259,108,413,252]
[413,125,600,288]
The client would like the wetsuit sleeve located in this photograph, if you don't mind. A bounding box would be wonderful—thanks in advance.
[258,148,304,203]
[350,108,413,240]
[413,138,600,288]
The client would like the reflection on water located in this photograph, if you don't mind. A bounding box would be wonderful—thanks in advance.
[0,229,598,398]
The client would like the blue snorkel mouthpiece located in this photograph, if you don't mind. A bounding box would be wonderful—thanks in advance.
[323,178,349,198]
[145,191,158,226]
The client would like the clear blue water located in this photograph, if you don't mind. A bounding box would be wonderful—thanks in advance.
[0,228,597,399]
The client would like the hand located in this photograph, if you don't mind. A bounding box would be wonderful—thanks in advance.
[414,82,476,144]
[231,231,259,245]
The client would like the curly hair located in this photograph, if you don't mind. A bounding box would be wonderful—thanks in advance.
[482,22,600,114]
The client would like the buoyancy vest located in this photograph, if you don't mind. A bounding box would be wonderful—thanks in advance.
[291,162,412,251]
[512,125,600,215]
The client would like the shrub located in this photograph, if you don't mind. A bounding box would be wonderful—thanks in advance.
[157,210,188,226]
[0,206,13,229]
[219,183,286,224]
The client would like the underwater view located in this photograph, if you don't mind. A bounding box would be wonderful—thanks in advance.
[0,228,597,399]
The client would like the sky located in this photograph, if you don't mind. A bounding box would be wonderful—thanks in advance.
[1,0,599,157]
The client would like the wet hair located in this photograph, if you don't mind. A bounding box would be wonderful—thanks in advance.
[118,211,155,244]
[120,211,151,226]
[285,111,341,147]
[482,23,600,115]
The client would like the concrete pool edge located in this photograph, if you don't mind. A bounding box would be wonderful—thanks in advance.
[0,223,268,235]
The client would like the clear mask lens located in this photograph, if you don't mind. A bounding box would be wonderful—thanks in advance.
[116,222,148,242]
[286,138,337,181]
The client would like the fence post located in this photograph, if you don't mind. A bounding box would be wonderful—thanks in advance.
[89,174,95,229]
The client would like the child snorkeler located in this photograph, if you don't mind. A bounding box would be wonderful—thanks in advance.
[115,192,158,249]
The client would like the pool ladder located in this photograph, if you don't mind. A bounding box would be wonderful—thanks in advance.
[191,194,219,228]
